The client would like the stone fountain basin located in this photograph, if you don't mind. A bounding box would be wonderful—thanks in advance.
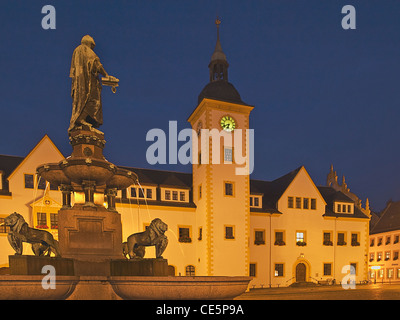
[109,276,251,300]
[106,168,138,190]
[37,163,71,186]
[0,275,79,300]
[61,158,116,186]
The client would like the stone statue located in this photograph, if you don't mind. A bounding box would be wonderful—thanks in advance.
[125,218,168,259]
[69,35,119,133]
[3,212,61,257]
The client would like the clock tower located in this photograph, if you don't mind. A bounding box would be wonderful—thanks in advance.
[188,19,254,276]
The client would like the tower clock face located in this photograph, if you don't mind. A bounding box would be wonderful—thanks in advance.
[220,116,236,132]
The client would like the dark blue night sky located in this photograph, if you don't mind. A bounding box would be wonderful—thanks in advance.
[0,1,399,212]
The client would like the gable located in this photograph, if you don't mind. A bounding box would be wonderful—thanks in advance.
[278,166,326,212]
[7,135,65,188]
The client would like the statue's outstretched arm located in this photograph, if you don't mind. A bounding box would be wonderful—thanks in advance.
[98,64,108,77]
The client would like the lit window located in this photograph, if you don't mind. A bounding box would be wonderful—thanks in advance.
[385,251,391,261]
[369,253,374,262]
[296,232,306,245]
[377,252,382,261]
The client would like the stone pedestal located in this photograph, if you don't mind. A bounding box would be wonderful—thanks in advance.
[110,259,169,276]
[58,206,123,275]
[9,255,74,276]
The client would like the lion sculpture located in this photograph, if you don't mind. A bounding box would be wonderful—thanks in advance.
[125,218,168,259]
[3,212,61,257]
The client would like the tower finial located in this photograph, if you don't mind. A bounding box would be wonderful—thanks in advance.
[216,17,221,26]
[215,17,221,44]
[209,16,228,82]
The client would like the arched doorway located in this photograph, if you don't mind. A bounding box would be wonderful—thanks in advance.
[296,263,306,282]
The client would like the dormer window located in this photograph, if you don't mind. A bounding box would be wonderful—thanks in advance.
[129,186,156,200]
[162,188,189,203]
[250,195,262,208]
[335,202,353,214]
[0,171,2,190]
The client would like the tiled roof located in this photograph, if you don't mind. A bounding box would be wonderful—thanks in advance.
[249,166,302,214]
[0,155,24,194]
[370,201,400,234]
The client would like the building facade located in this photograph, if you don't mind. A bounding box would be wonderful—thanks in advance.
[0,23,371,286]
[369,201,400,283]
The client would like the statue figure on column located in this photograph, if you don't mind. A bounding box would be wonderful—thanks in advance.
[69,35,119,133]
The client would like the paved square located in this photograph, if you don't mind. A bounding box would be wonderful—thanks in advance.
[236,283,400,300]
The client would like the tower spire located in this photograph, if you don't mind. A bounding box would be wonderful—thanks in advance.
[209,17,229,82]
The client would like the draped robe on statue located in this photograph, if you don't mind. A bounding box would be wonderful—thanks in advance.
[69,44,104,132]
